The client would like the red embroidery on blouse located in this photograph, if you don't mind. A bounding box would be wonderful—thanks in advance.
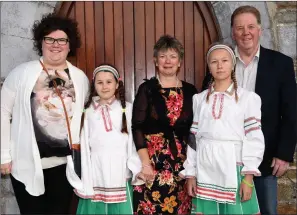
[212,94,224,120]
[244,117,261,123]
[92,102,113,132]
[245,126,261,135]
[101,106,112,132]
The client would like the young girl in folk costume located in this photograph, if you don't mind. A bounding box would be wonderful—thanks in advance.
[182,43,265,214]
[66,65,143,214]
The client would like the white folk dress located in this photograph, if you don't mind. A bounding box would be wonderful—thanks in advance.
[67,98,143,208]
[181,84,265,214]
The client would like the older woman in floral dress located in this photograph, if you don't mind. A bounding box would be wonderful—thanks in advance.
[132,35,197,214]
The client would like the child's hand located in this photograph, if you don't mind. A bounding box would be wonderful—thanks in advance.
[186,177,197,197]
[240,175,254,202]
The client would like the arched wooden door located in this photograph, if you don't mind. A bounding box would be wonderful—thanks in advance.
[56,1,219,102]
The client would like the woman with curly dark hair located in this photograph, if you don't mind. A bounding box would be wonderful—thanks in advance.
[132,35,197,214]
[1,13,89,214]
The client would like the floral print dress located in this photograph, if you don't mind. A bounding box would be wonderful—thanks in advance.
[133,87,192,214]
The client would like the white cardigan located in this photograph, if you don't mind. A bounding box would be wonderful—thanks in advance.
[1,58,89,196]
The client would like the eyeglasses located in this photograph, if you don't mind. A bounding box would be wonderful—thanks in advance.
[43,37,69,45]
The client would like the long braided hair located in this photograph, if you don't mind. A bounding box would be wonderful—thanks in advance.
[231,68,239,102]
[206,75,214,103]
[117,79,128,133]
[80,65,128,134]
[205,42,239,103]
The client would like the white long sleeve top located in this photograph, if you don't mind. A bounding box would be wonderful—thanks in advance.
[183,85,265,178]
[1,58,89,196]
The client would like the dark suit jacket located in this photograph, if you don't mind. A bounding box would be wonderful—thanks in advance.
[202,46,297,176]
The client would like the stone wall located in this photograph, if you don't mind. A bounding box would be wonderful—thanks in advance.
[1,1,56,78]
[0,2,56,214]
[268,1,297,80]
[271,2,297,211]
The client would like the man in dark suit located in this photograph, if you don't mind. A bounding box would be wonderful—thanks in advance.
[202,5,296,215]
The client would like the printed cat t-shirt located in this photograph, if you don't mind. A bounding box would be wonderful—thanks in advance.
[30,68,75,159]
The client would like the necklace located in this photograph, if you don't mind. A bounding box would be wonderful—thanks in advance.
[157,76,179,89]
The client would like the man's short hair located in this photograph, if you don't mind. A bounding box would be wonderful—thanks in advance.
[231,5,261,27]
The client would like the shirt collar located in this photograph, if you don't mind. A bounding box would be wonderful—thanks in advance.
[92,95,117,110]
[234,44,260,62]
[210,83,235,98]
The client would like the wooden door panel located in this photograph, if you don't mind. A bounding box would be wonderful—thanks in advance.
[123,2,135,100]
[155,2,165,41]
[94,2,105,66]
[104,2,115,65]
[56,1,219,102]
[145,2,156,79]
[85,1,96,79]
[174,2,185,80]
[75,2,87,73]
[114,2,125,79]
[184,2,195,85]
[194,7,205,91]
[134,2,146,92]
[165,2,174,35]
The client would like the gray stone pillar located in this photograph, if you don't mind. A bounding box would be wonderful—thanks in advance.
[1,2,56,214]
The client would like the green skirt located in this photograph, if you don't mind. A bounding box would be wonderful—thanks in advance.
[77,181,133,215]
[192,166,260,215]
